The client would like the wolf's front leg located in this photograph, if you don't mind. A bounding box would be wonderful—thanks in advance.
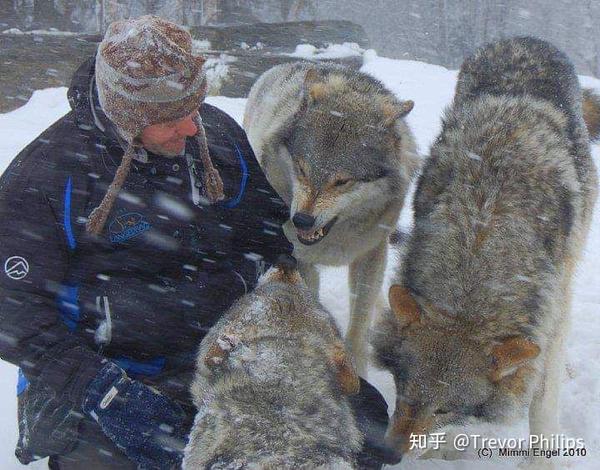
[298,260,320,297]
[347,240,387,377]
[529,342,562,436]
[525,329,566,470]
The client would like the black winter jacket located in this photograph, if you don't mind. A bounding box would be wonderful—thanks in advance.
[0,57,292,465]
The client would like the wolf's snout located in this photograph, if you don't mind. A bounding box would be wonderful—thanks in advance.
[275,254,298,273]
[292,212,315,230]
[382,445,404,465]
[259,255,303,286]
[383,429,407,464]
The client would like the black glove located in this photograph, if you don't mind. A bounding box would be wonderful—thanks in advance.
[15,380,80,464]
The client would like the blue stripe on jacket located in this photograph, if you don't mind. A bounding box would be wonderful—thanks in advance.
[222,143,249,209]
[64,176,76,250]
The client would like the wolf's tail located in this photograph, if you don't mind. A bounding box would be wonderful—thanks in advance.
[583,89,600,142]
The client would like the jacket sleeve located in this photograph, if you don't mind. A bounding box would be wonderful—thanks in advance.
[0,142,105,405]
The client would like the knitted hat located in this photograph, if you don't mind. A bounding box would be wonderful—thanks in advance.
[87,15,224,236]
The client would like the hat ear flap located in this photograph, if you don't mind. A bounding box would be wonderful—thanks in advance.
[388,285,420,327]
[328,342,360,395]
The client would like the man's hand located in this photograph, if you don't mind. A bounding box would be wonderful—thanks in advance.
[82,362,188,469]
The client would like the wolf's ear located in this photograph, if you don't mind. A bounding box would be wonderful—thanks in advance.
[382,100,414,127]
[303,68,328,104]
[388,285,420,327]
[204,333,239,369]
[490,337,540,382]
[329,342,360,395]
[304,67,320,84]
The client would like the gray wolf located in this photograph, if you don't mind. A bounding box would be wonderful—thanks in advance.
[243,61,419,375]
[371,37,598,466]
[183,259,363,469]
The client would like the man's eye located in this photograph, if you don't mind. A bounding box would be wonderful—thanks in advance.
[433,408,453,417]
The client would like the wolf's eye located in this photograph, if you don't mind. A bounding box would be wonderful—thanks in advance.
[433,408,452,417]
[333,178,352,187]
[296,163,307,178]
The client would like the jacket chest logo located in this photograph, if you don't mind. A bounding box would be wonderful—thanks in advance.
[109,212,151,243]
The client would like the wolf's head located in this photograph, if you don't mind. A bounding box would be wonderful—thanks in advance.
[192,259,360,403]
[186,259,363,469]
[372,285,540,463]
[281,67,418,245]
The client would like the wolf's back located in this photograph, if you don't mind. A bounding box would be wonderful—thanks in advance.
[243,62,307,160]
[455,37,580,112]
[405,38,598,339]
[454,37,597,217]
[244,61,397,160]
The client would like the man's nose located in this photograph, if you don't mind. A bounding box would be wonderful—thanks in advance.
[177,115,198,137]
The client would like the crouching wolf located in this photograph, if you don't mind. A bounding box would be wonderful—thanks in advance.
[243,62,419,375]
[183,259,364,469]
[371,37,599,465]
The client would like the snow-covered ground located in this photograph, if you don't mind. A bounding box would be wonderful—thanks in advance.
[0,51,598,469]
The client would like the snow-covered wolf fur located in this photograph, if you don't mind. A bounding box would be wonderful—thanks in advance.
[372,37,598,464]
[183,261,363,469]
[243,62,419,375]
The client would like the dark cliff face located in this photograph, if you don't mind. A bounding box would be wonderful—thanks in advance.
[2,1,599,86]
[0,17,368,113]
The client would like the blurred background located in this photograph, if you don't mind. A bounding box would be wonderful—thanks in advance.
[2,1,600,72]
[2,1,600,112]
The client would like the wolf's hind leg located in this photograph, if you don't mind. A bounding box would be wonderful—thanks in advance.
[347,240,387,377]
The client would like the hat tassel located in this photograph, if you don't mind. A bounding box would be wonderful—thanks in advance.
[194,114,225,203]
[86,144,136,236]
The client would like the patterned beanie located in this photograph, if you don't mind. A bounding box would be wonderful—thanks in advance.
[87,15,224,236]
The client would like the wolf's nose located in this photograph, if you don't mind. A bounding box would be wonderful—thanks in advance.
[292,213,315,230]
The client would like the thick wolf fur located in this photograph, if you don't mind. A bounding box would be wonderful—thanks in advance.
[582,88,600,142]
[183,264,363,469]
[371,37,598,465]
[243,62,419,375]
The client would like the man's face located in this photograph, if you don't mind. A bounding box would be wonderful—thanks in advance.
[139,111,199,157]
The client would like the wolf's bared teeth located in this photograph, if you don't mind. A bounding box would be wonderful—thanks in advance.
[301,228,324,241]
[296,218,338,245]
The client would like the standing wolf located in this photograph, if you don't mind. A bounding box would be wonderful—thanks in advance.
[371,37,599,465]
[183,260,363,469]
[243,62,419,374]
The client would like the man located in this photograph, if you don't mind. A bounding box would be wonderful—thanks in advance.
[0,15,389,469]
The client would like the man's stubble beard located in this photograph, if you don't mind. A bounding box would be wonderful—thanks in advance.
[143,139,188,158]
